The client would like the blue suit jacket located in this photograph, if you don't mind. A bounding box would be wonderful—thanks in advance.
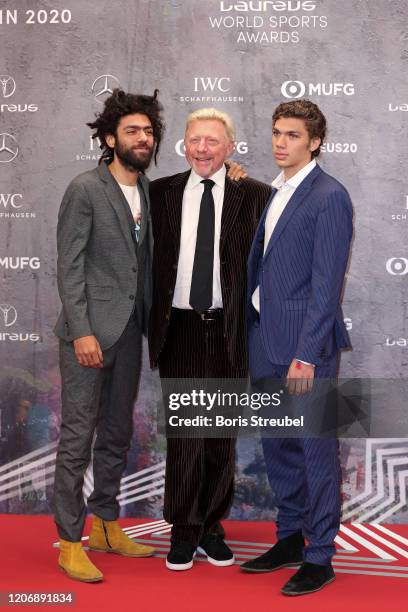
[247,164,353,367]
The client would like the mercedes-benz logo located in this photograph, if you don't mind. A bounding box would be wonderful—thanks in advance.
[91,74,120,103]
[0,75,16,98]
[0,304,17,327]
[0,133,19,163]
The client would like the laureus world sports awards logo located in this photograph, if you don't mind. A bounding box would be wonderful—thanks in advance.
[0,303,40,342]
[208,1,327,45]
[0,75,38,112]
[0,303,17,327]
[0,75,16,98]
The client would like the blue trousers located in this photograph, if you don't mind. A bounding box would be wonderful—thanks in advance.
[249,322,341,565]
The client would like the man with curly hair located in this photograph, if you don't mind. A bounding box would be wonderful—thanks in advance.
[53,89,164,582]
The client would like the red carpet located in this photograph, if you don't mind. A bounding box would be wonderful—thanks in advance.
[0,515,407,611]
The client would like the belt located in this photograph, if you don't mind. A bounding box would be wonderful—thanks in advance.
[198,308,223,321]
[171,308,224,322]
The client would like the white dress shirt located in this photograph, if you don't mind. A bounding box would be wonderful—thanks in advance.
[252,159,317,366]
[172,165,226,309]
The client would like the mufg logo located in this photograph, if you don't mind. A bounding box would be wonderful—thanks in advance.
[281,81,355,98]
[386,257,408,276]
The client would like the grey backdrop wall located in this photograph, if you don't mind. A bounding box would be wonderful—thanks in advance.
[0,0,407,523]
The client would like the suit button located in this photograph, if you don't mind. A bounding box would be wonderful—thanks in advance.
[165,314,170,320]
[132,267,137,272]
[129,295,135,300]
[172,264,178,270]
[168,289,173,295]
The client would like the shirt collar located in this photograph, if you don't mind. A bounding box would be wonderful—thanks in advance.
[187,164,226,190]
[272,159,316,191]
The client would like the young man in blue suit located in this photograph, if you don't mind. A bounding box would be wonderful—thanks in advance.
[241,100,353,596]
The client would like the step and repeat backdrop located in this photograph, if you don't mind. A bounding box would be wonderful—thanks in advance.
[0,1,407,523]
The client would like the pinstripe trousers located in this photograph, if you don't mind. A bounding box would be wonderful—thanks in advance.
[159,308,246,546]
[249,321,341,565]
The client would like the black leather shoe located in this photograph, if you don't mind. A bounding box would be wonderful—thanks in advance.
[240,531,304,573]
[197,534,235,566]
[281,562,335,596]
[166,541,196,571]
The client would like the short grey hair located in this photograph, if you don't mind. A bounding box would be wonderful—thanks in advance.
[185,108,235,141]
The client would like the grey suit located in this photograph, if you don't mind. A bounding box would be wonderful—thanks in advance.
[53,161,152,541]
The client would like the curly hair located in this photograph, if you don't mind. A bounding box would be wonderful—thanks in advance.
[87,88,165,165]
[272,99,326,158]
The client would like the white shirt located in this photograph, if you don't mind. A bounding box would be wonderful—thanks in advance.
[118,182,142,229]
[172,165,226,309]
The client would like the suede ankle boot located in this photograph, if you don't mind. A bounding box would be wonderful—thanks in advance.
[59,539,103,582]
[88,516,155,557]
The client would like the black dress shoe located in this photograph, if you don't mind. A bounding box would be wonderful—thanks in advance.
[281,562,335,596]
[197,534,235,566]
[240,531,304,573]
[166,541,196,571]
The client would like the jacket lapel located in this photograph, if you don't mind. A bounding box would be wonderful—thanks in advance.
[220,176,245,255]
[165,170,190,257]
[246,191,275,297]
[263,165,321,261]
[97,162,137,257]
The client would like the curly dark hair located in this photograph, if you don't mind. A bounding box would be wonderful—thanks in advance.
[272,99,326,158]
[87,88,165,165]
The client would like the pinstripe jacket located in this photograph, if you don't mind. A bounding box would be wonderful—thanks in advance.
[247,163,353,367]
[148,169,272,370]
[54,161,153,350]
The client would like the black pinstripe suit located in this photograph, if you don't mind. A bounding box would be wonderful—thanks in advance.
[149,169,271,545]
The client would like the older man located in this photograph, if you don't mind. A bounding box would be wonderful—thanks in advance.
[149,108,271,570]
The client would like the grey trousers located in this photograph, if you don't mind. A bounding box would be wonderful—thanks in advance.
[54,313,142,541]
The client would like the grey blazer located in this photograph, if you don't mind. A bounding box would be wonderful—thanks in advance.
[54,161,153,350]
